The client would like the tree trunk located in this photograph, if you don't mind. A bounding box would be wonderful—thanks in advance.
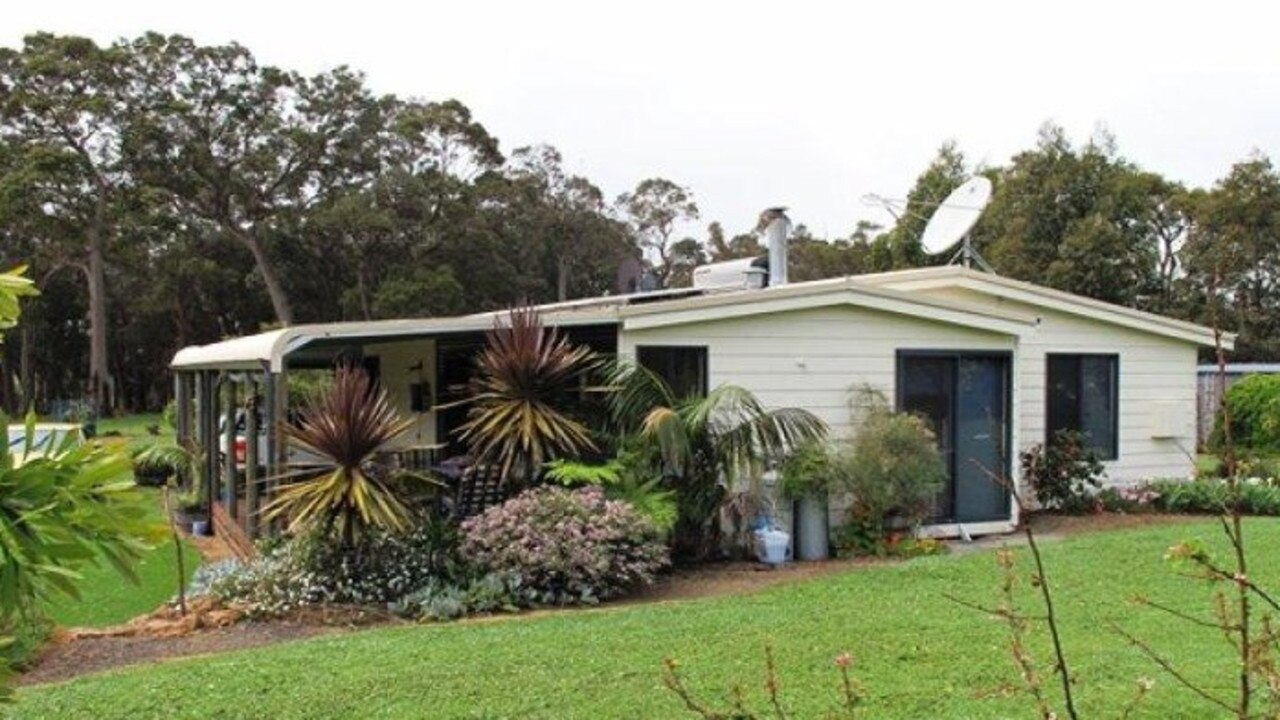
[19,322,32,412]
[0,345,13,416]
[556,254,570,302]
[86,217,113,416]
[233,227,294,325]
[355,251,372,321]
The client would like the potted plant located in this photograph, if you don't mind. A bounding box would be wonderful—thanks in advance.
[129,442,178,487]
[169,487,206,533]
[779,441,833,560]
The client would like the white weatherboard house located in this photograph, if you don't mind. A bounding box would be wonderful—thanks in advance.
[171,252,1226,542]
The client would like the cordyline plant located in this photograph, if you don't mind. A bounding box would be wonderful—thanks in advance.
[264,366,426,548]
[456,307,601,483]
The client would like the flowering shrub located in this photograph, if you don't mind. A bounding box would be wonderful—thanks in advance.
[461,486,669,605]
[186,558,245,599]
[205,521,458,617]
[1095,485,1160,513]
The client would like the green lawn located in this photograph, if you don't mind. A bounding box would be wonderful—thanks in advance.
[42,488,200,628]
[95,413,168,439]
[14,519,1280,719]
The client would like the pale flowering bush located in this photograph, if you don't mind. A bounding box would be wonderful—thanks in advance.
[461,486,669,606]
[207,520,458,617]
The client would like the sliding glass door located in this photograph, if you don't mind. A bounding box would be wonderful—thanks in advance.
[897,351,1011,524]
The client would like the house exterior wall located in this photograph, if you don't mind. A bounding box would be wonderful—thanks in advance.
[362,339,439,449]
[620,304,1015,437]
[899,287,1199,485]
[619,304,1020,533]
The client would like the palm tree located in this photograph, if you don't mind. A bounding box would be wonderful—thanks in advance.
[263,366,424,548]
[610,364,827,560]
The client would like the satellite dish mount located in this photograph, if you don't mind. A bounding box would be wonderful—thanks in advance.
[948,236,994,272]
[919,176,994,272]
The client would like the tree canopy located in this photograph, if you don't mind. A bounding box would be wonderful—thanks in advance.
[1,33,1277,416]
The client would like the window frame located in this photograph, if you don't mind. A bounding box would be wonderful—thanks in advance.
[1045,352,1120,461]
[635,345,709,399]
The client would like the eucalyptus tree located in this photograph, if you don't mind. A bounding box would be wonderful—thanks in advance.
[121,33,388,325]
[507,144,633,301]
[617,178,700,288]
[0,34,133,413]
[1183,154,1280,360]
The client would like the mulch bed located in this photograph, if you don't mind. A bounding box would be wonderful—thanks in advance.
[16,511,1198,688]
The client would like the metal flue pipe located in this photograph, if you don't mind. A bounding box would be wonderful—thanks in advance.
[761,207,791,286]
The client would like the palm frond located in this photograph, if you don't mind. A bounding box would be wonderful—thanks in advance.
[611,366,828,561]
[607,361,678,431]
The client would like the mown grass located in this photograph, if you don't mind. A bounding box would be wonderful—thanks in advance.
[95,413,167,440]
[42,488,200,629]
[14,518,1280,719]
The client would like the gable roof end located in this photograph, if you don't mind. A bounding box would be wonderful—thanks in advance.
[855,265,1231,349]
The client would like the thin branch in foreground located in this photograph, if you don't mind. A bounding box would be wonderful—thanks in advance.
[942,592,1048,623]
[1113,623,1237,715]
[1133,594,1236,632]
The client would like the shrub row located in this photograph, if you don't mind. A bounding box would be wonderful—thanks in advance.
[196,486,669,621]
[1142,477,1280,516]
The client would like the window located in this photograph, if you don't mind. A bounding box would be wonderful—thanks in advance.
[1046,354,1119,460]
[637,346,708,399]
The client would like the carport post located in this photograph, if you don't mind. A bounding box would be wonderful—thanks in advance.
[202,372,218,514]
[268,366,288,535]
[174,372,192,446]
[262,364,277,478]
[245,377,260,539]
[222,374,238,522]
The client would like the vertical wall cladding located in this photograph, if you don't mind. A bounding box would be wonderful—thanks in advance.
[363,339,438,448]
[898,288,1199,485]
[619,304,1019,531]
[618,304,1015,440]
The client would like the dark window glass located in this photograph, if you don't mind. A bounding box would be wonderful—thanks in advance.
[1046,354,1118,460]
[637,346,708,399]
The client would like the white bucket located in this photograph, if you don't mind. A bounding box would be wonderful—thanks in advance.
[755,528,790,566]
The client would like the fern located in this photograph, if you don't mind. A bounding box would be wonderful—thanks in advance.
[544,459,624,486]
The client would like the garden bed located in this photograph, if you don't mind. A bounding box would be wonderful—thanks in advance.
[15,511,1196,688]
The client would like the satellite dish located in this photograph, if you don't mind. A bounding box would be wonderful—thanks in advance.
[919,176,994,271]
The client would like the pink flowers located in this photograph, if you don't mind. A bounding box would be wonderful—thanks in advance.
[461,486,669,605]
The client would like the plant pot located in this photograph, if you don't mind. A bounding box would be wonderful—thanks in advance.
[173,508,206,533]
[794,495,830,560]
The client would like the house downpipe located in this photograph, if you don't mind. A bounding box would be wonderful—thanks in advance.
[762,207,791,287]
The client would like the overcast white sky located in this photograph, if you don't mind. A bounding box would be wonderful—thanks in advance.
[5,1,1279,238]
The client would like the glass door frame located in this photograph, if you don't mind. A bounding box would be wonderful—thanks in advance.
[894,349,1014,524]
